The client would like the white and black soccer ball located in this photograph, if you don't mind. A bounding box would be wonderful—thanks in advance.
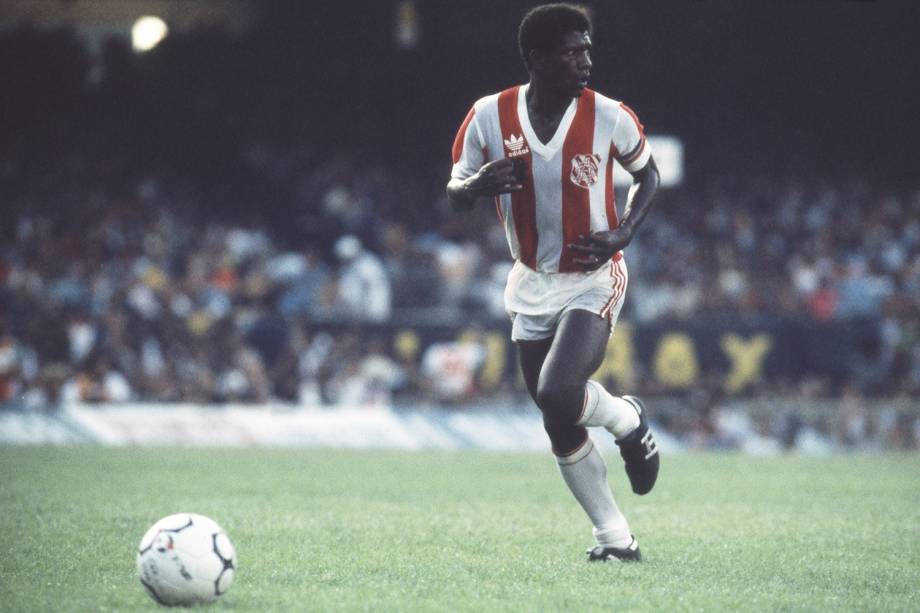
[136,513,237,606]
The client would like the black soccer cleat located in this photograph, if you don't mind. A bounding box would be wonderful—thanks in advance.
[615,395,659,495]
[587,538,642,562]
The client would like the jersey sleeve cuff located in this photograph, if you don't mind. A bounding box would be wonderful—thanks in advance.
[451,163,474,181]
[621,139,652,173]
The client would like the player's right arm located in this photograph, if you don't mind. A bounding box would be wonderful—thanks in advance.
[446,160,523,211]
[446,105,523,212]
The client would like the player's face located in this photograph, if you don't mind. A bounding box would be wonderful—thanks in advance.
[540,30,592,98]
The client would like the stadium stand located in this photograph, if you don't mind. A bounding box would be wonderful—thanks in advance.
[1,22,918,451]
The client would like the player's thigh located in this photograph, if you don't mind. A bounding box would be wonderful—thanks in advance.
[539,308,610,387]
[516,336,554,401]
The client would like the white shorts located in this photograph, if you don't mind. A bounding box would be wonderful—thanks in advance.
[504,256,629,341]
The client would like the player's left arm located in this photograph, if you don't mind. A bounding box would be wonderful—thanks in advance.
[570,104,661,270]
[570,157,660,270]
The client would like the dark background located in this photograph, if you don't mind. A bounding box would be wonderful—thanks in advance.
[3,0,919,197]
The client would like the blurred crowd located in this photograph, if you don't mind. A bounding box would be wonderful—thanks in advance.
[1,25,918,450]
[2,153,918,411]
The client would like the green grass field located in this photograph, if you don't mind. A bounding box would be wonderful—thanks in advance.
[1,447,918,612]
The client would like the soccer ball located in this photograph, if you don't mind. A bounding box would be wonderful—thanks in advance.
[136,513,237,606]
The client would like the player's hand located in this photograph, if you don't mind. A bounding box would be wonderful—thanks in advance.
[465,159,525,197]
[569,228,632,271]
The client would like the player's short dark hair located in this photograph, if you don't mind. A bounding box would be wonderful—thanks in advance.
[518,3,592,69]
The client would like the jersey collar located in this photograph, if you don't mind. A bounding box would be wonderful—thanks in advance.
[517,83,579,161]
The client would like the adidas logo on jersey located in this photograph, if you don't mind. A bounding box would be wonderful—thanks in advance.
[503,134,530,157]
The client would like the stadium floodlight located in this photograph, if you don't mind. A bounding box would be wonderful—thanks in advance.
[132,16,169,52]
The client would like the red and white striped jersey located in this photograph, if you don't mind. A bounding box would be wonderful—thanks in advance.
[451,84,651,273]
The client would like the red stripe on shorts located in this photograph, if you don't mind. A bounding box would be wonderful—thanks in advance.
[600,259,627,319]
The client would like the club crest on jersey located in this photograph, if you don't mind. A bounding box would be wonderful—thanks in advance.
[570,153,601,188]
[503,134,530,157]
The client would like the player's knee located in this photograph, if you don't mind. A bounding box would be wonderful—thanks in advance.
[543,419,587,456]
[535,379,584,424]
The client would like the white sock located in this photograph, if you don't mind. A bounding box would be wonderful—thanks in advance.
[577,380,640,439]
[556,437,633,548]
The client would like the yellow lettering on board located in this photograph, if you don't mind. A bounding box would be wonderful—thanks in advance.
[594,321,636,391]
[393,330,420,361]
[721,334,772,393]
[653,333,699,388]
[479,332,507,391]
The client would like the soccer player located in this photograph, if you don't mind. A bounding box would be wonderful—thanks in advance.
[446,3,661,562]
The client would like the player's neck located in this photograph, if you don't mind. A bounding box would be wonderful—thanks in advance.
[526,79,572,118]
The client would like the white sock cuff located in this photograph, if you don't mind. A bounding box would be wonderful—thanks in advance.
[555,436,594,465]
[576,380,603,427]
[593,524,634,549]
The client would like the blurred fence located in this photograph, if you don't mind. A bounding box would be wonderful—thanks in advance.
[2,398,917,453]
